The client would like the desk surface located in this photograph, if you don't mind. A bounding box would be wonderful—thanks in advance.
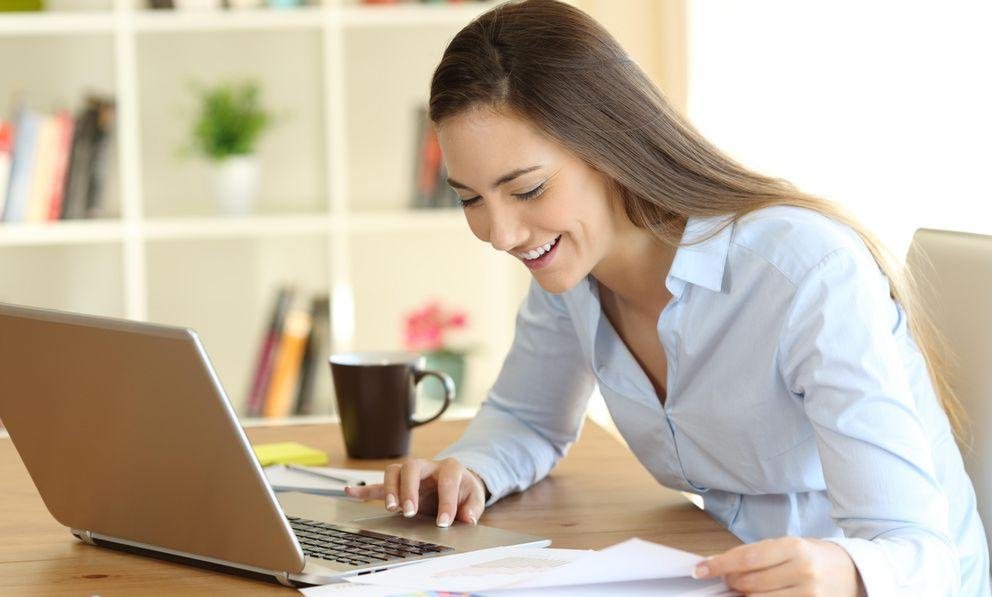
[0,419,739,595]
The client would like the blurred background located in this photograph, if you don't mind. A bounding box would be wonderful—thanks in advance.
[0,0,988,425]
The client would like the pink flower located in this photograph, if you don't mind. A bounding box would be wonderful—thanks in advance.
[447,312,467,328]
[402,301,468,352]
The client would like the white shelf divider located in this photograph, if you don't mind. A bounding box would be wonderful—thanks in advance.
[322,5,354,354]
[0,220,126,247]
[142,213,335,240]
[133,4,326,33]
[0,11,115,35]
[114,0,148,322]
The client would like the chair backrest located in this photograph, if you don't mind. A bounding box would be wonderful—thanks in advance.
[906,228,992,551]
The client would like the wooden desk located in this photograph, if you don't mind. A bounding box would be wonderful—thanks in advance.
[0,419,740,595]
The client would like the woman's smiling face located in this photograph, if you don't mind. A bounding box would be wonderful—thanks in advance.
[437,107,625,295]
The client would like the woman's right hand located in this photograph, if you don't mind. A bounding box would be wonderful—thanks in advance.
[344,457,487,528]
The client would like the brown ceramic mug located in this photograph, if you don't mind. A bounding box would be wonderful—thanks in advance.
[329,351,454,459]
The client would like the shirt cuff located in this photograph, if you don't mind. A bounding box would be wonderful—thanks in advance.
[824,536,896,596]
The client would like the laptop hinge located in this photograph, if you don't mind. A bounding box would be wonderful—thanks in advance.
[71,528,96,545]
[275,571,293,586]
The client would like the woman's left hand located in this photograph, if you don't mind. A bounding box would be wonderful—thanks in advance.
[693,536,863,596]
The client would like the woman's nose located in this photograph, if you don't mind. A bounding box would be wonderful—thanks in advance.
[486,204,526,253]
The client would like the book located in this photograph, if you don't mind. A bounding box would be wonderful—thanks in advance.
[61,96,115,221]
[46,112,75,221]
[3,106,41,223]
[411,106,451,208]
[61,101,98,220]
[24,114,58,223]
[85,97,115,219]
[0,120,12,220]
[246,285,295,417]
[293,294,331,416]
[262,307,313,418]
[252,441,328,467]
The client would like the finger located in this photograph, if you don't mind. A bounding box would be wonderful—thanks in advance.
[382,464,402,512]
[344,483,384,500]
[724,557,810,595]
[695,537,804,579]
[400,459,438,518]
[433,459,462,528]
[456,472,486,525]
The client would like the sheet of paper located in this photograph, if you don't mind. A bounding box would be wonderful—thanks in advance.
[345,546,591,592]
[344,538,730,595]
[500,537,705,589]
[265,465,384,496]
[483,577,733,596]
[300,581,461,596]
[299,581,416,596]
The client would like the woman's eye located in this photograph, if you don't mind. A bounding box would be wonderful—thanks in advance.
[456,183,545,209]
[514,183,546,201]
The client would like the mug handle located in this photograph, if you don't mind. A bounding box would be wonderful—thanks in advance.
[409,368,454,428]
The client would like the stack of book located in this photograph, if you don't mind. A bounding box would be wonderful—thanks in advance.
[245,287,332,418]
[0,96,115,225]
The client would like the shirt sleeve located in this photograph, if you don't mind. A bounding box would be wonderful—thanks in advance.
[777,247,960,596]
[435,278,597,506]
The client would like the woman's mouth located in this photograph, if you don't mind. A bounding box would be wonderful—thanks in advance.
[515,235,561,271]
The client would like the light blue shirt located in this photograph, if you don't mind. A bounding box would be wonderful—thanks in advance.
[437,205,990,596]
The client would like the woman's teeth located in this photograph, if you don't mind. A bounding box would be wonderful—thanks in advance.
[518,235,560,260]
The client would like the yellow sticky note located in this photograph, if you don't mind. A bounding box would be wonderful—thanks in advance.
[253,442,329,467]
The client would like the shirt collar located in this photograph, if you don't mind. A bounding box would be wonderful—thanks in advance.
[665,215,735,297]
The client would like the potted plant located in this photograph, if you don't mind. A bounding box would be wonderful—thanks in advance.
[188,80,271,215]
[402,300,470,403]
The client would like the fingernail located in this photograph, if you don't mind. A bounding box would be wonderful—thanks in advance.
[437,512,451,528]
[403,500,416,518]
[385,494,397,511]
[469,514,478,526]
[692,564,709,579]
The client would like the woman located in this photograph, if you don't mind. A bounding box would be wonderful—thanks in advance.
[346,1,990,594]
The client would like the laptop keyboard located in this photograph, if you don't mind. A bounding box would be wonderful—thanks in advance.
[287,516,454,567]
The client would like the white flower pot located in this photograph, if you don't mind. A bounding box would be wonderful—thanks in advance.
[212,154,260,216]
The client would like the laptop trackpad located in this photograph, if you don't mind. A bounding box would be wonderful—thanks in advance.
[277,491,392,524]
[277,491,549,553]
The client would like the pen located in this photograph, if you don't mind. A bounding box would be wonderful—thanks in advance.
[285,464,366,486]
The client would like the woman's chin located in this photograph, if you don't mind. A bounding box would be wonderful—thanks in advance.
[532,270,580,295]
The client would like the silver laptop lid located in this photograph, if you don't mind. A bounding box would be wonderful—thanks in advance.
[0,302,305,574]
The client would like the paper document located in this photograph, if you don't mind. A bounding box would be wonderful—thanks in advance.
[344,546,588,593]
[329,538,732,596]
[264,465,384,496]
[504,537,703,588]
[300,582,455,596]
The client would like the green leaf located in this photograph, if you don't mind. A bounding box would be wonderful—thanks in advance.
[188,80,272,160]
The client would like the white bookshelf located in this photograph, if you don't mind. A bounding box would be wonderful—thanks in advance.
[0,0,531,419]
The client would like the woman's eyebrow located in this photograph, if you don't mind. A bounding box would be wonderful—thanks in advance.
[447,165,543,192]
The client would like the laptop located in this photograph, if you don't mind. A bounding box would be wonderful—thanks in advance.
[0,302,549,587]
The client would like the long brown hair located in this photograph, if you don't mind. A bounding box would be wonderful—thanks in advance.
[429,0,966,439]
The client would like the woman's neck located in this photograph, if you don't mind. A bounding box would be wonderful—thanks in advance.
[591,224,680,321]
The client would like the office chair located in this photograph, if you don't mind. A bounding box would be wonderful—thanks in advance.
[906,228,992,555]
